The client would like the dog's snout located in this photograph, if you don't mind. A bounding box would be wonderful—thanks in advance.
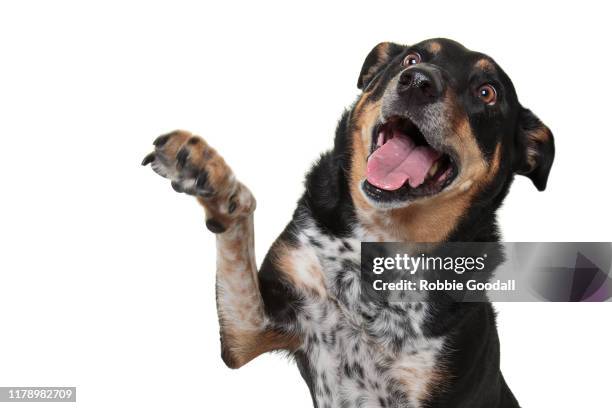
[397,67,444,103]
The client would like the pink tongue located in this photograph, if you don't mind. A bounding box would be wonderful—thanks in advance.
[366,131,440,190]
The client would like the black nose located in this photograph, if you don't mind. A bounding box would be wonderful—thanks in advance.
[397,67,444,103]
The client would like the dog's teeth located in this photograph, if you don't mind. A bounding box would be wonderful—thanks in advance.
[377,132,385,147]
[428,161,440,178]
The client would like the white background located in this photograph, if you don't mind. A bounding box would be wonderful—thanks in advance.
[1,1,611,407]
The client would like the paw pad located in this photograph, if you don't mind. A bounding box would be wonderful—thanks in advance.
[206,219,227,234]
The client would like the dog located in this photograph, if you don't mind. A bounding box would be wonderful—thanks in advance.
[142,38,554,407]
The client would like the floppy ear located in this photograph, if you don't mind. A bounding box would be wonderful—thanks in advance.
[357,42,405,90]
[514,108,555,191]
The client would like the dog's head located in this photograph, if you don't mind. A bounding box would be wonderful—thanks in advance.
[347,38,554,241]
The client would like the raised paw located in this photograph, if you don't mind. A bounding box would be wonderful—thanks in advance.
[142,130,256,233]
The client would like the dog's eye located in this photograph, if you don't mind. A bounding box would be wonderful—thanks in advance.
[477,84,497,105]
[402,53,421,66]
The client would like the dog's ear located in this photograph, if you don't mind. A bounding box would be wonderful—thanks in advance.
[514,108,555,191]
[357,42,404,90]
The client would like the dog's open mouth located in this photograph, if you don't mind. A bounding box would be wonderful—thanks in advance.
[364,116,458,201]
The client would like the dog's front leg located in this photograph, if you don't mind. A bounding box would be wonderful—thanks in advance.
[142,131,299,368]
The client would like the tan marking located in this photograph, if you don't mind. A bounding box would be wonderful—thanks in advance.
[376,42,390,60]
[181,137,235,201]
[184,132,235,197]
[361,42,396,90]
[391,352,448,405]
[157,130,191,157]
[524,126,551,168]
[349,94,382,211]
[364,43,390,81]
[530,126,551,143]
[459,179,473,192]
[221,327,301,369]
[197,181,255,230]
[272,241,327,297]
[475,58,494,71]
[427,41,442,54]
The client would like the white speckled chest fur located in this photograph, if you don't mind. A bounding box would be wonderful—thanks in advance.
[292,217,446,408]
